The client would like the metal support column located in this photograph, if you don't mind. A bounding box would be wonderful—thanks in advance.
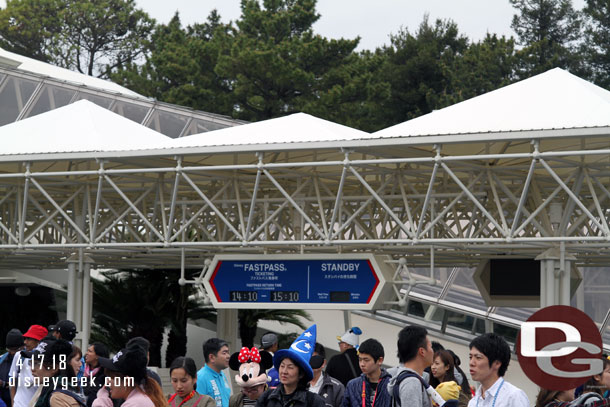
[217,309,239,393]
[537,247,577,307]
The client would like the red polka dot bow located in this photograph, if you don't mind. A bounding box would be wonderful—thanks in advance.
[237,347,261,363]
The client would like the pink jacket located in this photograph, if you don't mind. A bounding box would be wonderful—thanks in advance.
[92,386,154,407]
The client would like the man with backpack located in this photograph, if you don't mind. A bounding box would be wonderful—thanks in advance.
[387,326,434,407]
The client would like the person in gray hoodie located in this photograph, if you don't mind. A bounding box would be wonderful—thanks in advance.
[387,326,434,407]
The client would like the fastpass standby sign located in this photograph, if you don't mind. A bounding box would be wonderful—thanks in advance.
[203,254,393,310]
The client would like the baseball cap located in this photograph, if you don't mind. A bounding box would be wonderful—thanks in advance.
[21,337,72,360]
[126,336,150,352]
[23,325,48,341]
[98,345,148,383]
[260,333,278,349]
[54,320,77,341]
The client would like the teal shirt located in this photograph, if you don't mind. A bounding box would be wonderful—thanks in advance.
[196,365,231,407]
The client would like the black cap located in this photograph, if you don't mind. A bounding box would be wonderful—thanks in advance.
[126,336,150,352]
[21,338,72,360]
[55,320,77,341]
[98,345,148,383]
[309,355,324,369]
[6,329,24,348]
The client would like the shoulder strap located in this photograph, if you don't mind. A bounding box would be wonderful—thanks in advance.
[392,371,427,407]
[192,396,205,407]
[344,352,358,378]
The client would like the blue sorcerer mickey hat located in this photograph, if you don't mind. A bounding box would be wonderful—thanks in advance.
[273,324,316,382]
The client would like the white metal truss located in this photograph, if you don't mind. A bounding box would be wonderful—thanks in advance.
[1,130,609,346]
[0,133,607,271]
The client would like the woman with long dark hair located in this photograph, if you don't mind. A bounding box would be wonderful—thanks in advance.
[83,343,110,407]
[429,350,471,407]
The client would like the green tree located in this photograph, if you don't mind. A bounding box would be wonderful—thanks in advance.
[91,269,215,366]
[301,50,391,132]
[581,0,610,88]
[238,309,311,348]
[114,0,376,127]
[509,0,582,78]
[215,0,360,121]
[111,11,235,115]
[439,34,518,107]
[374,16,469,128]
[0,0,154,77]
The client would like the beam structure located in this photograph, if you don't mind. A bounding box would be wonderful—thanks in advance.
[0,133,606,272]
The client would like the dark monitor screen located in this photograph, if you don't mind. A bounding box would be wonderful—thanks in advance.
[489,259,540,296]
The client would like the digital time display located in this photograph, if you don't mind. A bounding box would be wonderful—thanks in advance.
[270,291,300,302]
[230,291,258,302]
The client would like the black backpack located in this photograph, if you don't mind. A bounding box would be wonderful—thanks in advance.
[390,371,459,407]
[390,370,428,407]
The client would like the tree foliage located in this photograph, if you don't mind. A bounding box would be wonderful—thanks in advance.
[238,308,311,348]
[0,0,154,77]
[371,16,469,128]
[581,0,610,88]
[509,0,582,77]
[91,269,215,367]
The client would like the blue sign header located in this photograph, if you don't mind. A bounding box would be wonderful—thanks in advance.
[208,258,380,304]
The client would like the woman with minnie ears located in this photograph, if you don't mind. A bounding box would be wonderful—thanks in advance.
[168,357,215,407]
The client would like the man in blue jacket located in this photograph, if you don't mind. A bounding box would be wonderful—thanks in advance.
[342,339,391,407]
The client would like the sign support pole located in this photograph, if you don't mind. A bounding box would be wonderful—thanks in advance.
[536,246,576,307]
[343,310,352,332]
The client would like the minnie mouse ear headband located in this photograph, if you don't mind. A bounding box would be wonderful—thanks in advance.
[229,347,272,388]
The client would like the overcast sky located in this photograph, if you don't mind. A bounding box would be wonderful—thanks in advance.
[133,0,587,50]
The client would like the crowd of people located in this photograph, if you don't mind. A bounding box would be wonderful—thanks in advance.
[1,321,608,407]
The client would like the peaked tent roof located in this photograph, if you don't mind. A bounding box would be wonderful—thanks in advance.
[0,100,172,156]
[373,68,610,140]
[0,47,143,98]
[171,112,370,148]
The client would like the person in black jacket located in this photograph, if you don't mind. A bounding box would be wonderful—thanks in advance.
[308,343,344,407]
[325,328,362,387]
[257,325,325,407]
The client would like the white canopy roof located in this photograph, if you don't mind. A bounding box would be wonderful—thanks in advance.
[0,47,143,98]
[0,100,172,156]
[171,112,369,148]
[373,68,610,140]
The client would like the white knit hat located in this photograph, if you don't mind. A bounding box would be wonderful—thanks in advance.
[337,327,362,347]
